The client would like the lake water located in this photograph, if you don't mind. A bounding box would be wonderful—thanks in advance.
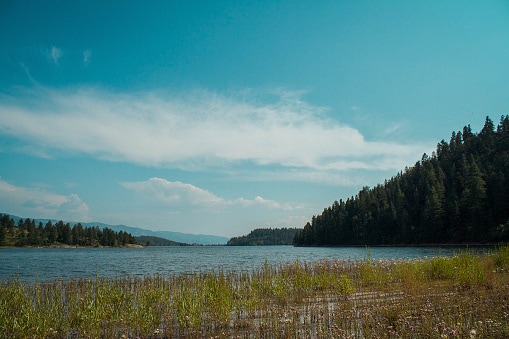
[0,245,485,283]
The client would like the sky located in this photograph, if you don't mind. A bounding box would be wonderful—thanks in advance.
[1,1,508,237]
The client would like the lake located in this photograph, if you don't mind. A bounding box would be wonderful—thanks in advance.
[0,245,485,283]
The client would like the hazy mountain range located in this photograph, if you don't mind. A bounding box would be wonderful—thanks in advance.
[3,213,228,245]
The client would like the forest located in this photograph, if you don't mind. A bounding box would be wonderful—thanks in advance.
[294,116,509,246]
[136,235,189,247]
[0,214,137,247]
[227,228,301,246]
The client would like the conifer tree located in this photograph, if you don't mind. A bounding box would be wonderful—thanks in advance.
[294,116,509,246]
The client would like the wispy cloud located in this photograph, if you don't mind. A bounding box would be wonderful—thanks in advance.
[48,46,62,65]
[0,179,90,221]
[83,49,91,65]
[382,124,402,135]
[0,86,427,183]
[64,182,78,189]
[19,63,39,85]
[121,177,295,210]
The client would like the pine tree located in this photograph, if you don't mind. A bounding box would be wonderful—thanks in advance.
[295,116,509,246]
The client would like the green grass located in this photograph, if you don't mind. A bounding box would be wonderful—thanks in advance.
[1,247,509,338]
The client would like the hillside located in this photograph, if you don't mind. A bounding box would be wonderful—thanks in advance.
[295,116,509,246]
[227,228,301,246]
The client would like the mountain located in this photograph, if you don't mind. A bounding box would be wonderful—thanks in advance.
[100,224,228,245]
[3,215,228,245]
[295,116,509,246]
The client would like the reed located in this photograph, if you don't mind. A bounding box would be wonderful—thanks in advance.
[1,247,508,338]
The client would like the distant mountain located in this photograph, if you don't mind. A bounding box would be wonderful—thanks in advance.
[3,214,228,245]
[101,224,228,245]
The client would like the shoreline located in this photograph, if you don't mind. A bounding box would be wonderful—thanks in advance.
[294,242,506,248]
[3,242,504,249]
[0,243,144,249]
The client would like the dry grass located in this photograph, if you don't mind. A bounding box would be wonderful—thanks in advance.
[1,247,509,338]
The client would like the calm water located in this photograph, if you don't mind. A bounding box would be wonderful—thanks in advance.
[0,246,482,283]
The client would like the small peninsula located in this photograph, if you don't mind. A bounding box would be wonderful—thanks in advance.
[227,227,301,246]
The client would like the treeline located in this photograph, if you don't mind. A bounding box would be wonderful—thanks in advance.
[136,235,189,247]
[294,116,509,246]
[0,214,137,247]
[227,228,301,246]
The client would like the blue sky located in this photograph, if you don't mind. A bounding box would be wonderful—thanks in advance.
[1,1,508,237]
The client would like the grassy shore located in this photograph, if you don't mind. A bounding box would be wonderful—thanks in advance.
[1,247,509,338]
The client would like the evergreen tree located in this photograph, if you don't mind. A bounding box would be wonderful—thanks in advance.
[0,214,137,247]
[294,116,509,246]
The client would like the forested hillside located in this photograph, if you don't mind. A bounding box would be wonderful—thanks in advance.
[227,228,301,246]
[0,214,137,247]
[294,116,509,246]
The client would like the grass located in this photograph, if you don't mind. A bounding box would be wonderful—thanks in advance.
[1,247,509,338]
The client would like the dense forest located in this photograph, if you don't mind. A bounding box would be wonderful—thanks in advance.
[0,214,137,247]
[227,228,301,246]
[136,235,189,247]
[294,116,509,246]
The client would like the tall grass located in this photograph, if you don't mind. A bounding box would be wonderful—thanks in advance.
[1,247,508,338]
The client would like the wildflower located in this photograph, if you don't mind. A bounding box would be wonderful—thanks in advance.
[469,329,476,338]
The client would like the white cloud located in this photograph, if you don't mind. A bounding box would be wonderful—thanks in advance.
[121,177,295,210]
[48,46,62,65]
[57,193,89,218]
[121,178,224,206]
[0,87,426,182]
[0,179,90,221]
[234,195,296,210]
